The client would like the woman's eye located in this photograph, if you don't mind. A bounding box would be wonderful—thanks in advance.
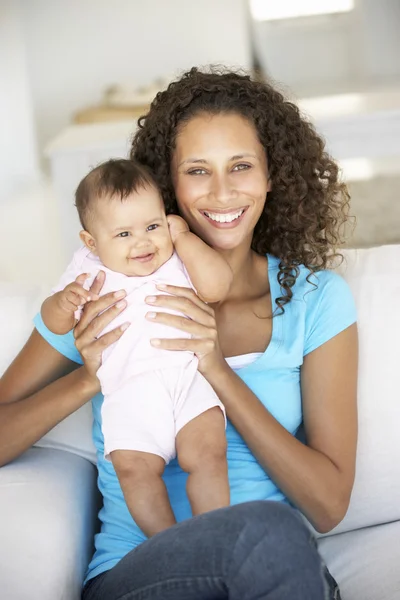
[117,231,130,238]
[147,224,159,232]
[187,168,207,176]
[233,163,251,172]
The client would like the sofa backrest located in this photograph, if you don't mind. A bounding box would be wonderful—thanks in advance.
[330,244,400,534]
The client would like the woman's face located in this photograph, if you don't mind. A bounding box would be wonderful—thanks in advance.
[171,112,271,252]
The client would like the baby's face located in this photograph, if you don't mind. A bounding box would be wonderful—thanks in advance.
[85,186,174,277]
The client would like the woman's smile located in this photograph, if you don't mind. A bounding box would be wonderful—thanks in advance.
[200,206,248,228]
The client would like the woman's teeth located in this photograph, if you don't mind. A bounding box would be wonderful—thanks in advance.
[204,209,244,223]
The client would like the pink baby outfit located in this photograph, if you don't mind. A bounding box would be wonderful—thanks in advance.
[52,247,224,462]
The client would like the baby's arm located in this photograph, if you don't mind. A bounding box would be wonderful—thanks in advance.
[41,273,94,335]
[167,215,232,303]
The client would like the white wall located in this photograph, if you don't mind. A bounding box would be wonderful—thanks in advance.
[251,0,400,96]
[20,0,250,155]
[0,0,39,202]
[359,0,400,81]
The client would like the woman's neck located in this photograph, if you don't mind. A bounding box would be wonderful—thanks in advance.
[218,245,269,300]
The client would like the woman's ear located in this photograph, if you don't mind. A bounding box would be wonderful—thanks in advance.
[79,230,98,255]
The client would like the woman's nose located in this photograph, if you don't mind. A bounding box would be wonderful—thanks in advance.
[210,173,236,204]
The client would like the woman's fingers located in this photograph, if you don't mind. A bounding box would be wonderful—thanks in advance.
[147,293,215,326]
[76,290,126,332]
[150,336,216,354]
[146,310,215,338]
[74,296,127,343]
[155,284,215,315]
[80,322,130,357]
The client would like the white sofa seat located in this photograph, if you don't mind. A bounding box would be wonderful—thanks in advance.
[319,520,400,600]
[0,448,99,600]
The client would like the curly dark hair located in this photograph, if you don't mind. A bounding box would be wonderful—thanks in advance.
[131,66,351,312]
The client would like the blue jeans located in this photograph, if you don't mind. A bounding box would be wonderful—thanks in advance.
[82,501,340,600]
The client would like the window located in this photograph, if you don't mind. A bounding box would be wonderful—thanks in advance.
[249,0,354,22]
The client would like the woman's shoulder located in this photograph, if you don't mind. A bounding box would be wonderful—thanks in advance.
[295,266,357,356]
[267,254,352,304]
[268,255,357,356]
[296,264,352,303]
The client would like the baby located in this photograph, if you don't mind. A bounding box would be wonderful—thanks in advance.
[41,159,232,537]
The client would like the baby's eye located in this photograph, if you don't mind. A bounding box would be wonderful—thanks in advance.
[147,224,159,232]
[117,231,130,238]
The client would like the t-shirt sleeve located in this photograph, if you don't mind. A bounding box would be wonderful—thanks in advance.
[33,312,83,365]
[303,270,357,356]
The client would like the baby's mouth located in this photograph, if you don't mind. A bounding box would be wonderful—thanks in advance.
[131,253,155,263]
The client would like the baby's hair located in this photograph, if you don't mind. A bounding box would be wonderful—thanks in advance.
[75,158,159,231]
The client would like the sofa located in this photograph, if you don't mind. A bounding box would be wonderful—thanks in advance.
[0,243,399,600]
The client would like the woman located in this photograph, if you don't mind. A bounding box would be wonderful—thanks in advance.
[0,67,358,599]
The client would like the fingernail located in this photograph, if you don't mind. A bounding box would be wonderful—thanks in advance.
[115,290,125,299]
[120,322,130,331]
[150,339,161,346]
[146,312,156,319]
[87,296,91,301]
[157,284,167,290]
[146,296,156,303]
[116,300,126,309]
[95,271,103,281]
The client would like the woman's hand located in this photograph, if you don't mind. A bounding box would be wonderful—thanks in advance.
[73,271,129,387]
[145,284,227,378]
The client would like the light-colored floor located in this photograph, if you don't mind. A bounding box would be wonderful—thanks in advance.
[0,175,399,287]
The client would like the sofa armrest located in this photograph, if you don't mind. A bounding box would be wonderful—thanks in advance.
[0,447,99,600]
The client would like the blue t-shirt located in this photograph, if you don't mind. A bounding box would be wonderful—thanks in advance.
[33,254,357,583]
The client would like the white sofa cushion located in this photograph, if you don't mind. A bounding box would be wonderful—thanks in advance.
[0,282,43,376]
[0,282,97,463]
[318,520,400,600]
[327,244,400,534]
[0,448,98,600]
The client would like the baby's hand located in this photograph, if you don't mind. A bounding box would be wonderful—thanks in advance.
[167,214,189,243]
[57,273,97,314]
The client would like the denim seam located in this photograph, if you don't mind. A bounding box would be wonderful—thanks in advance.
[115,575,225,600]
[227,530,271,592]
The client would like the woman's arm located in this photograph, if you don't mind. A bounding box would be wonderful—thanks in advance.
[145,285,358,533]
[0,274,129,467]
[0,331,97,467]
[206,325,358,533]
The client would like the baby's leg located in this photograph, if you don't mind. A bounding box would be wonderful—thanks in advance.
[111,450,176,537]
[176,406,229,515]
[102,372,177,537]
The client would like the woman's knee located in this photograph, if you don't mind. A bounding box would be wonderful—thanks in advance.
[225,502,326,599]
[228,501,313,548]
